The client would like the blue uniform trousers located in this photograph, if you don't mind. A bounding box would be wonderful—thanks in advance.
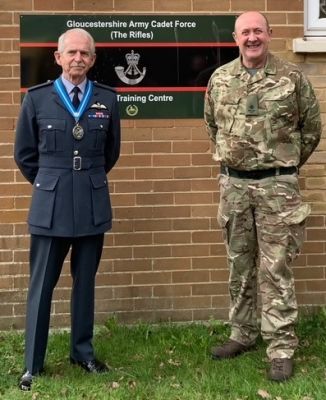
[25,233,104,374]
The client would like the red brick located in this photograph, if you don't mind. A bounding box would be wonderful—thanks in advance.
[113,286,152,299]
[154,0,191,11]
[231,0,265,11]
[172,244,210,257]
[172,270,210,283]
[135,167,174,180]
[287,12,304,25]
[111,194,136,207]
[114,232,153,246]
[115,0,153,10]
[211,295,230,309]
[133,245,171,259]
[173,141,210,153]
[117,155,152,168]
[0,197,14,209]
[1,0,32,10]
[153,127,191,141]
[297,293,326,305]
[194,308,228,321]
[136,193,173,206]
[153,154,191,167]
[192,283,229,296]
[272,26,303,38]
[173,218,209,231]
[114,206,154,220]
[293,266,324,280]
[134,142,171,154]
[96,299,134,312]
[154,284,191,297]
[133,271,172,285]
[193,0,230,12]
[75,0,113,11]
[0,12,13,24]
[153,258,191,271]
[154,231,191,244]
[173,296,211,309]
[134,219,172,232]
[192,231,219,243]
[175,192,213,204]
[109,168,135,181]
[153,180,191,192]
[34,0,73,9]
[267,0,303,11]
[135,297,173,310]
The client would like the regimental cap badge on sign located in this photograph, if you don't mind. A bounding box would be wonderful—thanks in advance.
[115,50,146,85]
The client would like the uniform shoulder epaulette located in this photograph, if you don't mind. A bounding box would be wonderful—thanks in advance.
[93,81,117,93]
[28,80,54,92]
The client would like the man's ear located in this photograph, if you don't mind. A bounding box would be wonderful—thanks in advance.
[54,51,61,66]
[90,53,96,68]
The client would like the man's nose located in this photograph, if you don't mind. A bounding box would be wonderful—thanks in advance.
[74,51,83,61]
[248,32,257,41]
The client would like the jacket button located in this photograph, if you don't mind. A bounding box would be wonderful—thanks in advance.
[74,150,79,155]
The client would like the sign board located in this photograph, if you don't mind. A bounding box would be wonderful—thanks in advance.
[20,14,238,118]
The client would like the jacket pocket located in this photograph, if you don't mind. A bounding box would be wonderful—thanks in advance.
[28,173,59,228]
[90,172,111,226]
[263,81,297,129]
[39,119,66,152]
[88,118,109,151]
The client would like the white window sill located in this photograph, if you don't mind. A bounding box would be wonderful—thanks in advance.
[293,38,326,52]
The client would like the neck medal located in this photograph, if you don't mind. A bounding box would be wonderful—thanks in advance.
[54,78,93,140]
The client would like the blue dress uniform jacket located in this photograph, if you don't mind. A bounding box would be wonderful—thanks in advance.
[15,80,121,237]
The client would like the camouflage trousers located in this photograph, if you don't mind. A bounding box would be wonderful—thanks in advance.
[217,173,310,359]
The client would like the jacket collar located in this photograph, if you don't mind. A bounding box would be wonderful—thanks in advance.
[229,53,277,77]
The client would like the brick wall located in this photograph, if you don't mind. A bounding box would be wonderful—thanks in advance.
[0,0,325,330]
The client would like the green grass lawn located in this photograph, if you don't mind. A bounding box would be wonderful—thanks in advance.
[1,309,326,400]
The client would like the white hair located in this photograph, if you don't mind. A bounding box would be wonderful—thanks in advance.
[57,28,95,55]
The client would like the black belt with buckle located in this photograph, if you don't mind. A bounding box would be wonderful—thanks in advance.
[39,155,105,171]
[220,164,298,179]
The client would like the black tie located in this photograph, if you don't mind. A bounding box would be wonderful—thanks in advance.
[72,86,80,108]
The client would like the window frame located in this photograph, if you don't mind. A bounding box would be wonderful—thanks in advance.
[305,0,326,37]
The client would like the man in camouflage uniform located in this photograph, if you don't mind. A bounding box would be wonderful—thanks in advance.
[204,11,321,381]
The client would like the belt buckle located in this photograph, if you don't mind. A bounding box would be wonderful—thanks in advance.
[73,156,82,171]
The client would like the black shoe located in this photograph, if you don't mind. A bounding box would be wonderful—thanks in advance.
[70,357,109,373]
[18,368,44,391]
[18,371,32,391]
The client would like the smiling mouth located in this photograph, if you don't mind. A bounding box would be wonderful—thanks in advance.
[247,43,260,49]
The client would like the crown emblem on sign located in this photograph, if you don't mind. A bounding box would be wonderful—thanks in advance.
[126,50,140,66]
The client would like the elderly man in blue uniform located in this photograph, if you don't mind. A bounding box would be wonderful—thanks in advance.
[14,28,120,390]
[204,12,321,381]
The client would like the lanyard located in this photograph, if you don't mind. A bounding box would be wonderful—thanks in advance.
[54,78,93,123]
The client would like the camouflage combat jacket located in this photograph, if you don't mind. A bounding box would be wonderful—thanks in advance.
[204,53,321,170]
